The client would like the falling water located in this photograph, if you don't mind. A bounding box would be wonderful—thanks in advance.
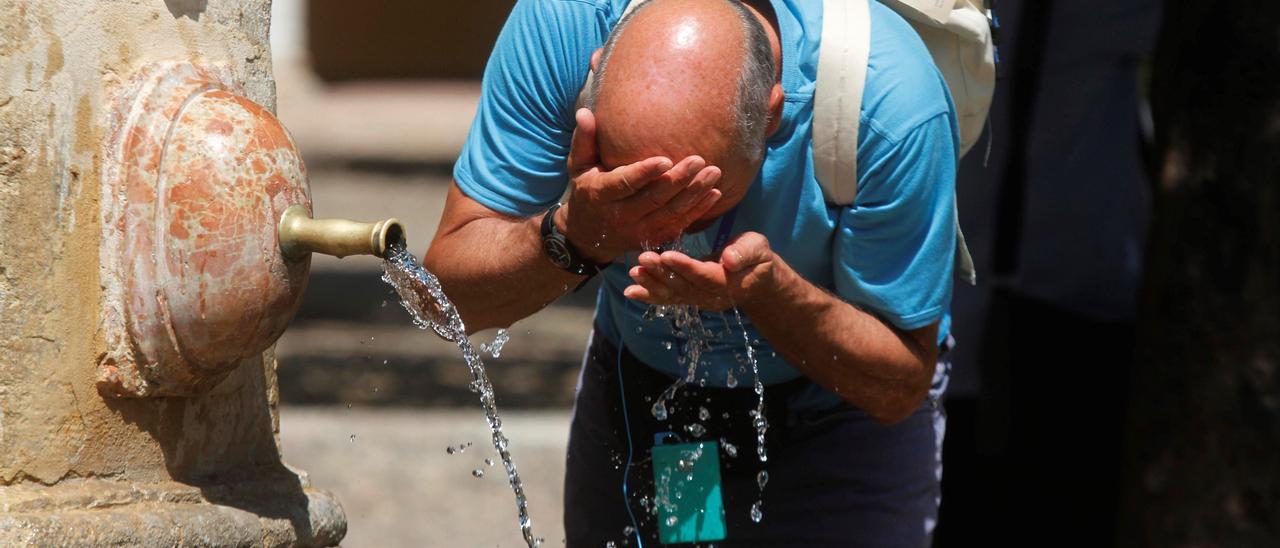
[731,306,769,523]
[381,241,541,548]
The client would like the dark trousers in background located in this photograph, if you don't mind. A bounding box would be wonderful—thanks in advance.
[937,291,1135,546]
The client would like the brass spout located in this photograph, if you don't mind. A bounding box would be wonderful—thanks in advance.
[278,205,405,260]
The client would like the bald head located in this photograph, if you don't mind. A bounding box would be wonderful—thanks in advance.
[588,0,777,170]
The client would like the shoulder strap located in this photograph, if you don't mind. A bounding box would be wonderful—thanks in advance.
[811,0,871,206]
[813,0,978,285]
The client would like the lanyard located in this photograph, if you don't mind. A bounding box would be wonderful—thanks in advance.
[710,207,739,254]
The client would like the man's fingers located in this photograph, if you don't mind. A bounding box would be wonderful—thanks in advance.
[621,155,706,212]
[626,266,673,302]
[722,232,772,273]
[567,109,599,174]
[636,251,670,278]
[596,156,674,200]
[686,189,722,225]
[645,166,721,224]
[661,251,726,289]
[623,284,662,303]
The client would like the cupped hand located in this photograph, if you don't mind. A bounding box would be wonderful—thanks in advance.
[558,108,723,263]
[623,232,779,311]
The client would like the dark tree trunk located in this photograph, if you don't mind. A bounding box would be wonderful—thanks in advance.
[1121,2,1280,545]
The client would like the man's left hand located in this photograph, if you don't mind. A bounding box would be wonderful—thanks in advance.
[623,232,779,311]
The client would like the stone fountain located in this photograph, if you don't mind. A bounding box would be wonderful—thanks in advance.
[0,2,399,545]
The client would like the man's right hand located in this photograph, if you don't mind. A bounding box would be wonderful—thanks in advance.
[557,108,722,264]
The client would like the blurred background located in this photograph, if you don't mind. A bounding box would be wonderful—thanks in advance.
[268,1,1280,546]
[269,1,589,546]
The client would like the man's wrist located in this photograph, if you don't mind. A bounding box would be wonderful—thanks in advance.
[541,203,610,276]
[554,202,615,264]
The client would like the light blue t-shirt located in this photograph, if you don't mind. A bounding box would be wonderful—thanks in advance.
[455,0,958,394]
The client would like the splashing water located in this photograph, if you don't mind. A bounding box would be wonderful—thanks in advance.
[721,438,738,458]
[480,328,510,358]
[382,242,540,548]
[731,306,769,525]
[731,307,767,464]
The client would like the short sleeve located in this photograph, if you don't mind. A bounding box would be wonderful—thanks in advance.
[833,112,958,330]
[453,0,605,217]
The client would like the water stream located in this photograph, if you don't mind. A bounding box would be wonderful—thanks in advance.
[380,241,542,548]
[379,235,770,541]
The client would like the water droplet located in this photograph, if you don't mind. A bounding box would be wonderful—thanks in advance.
[635,326,644,334]
[381,299,388,307]
[651,401,668,421]
[757,470,769,489]
[662,341,674,351]
[725,369,738,388]
[349,434,357,443]
[698,407,710,421]
[382,359,389,365]
[446,446,456,455]
[666,515,678,527]
[606,542,616,548]
[472,469,485,478]
[486,458,495,467]
[721,440,738,458]
[373,387,379,393]
[750,501,763,523]
[346,403,352,410]
[685,423,706,438]
[623,526,635,536]
[722,412,730,420]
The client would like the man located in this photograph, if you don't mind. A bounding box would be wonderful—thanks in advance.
[425,0,959,545]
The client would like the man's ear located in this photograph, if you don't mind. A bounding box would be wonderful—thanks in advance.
[765,83,786,136]
[590,48,603,72]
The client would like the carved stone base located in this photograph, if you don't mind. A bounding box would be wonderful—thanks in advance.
[0,471,345,546]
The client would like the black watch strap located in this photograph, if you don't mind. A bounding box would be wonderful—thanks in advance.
[540,203,608,277]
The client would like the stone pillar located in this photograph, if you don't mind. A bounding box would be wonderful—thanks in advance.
[0,1,345,545]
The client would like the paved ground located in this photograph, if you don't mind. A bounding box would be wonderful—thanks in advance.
[280,407,573,548]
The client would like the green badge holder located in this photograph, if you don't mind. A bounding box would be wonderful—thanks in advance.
[652,440,727,544]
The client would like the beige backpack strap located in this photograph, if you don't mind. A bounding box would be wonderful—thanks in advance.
[576,0,646,108]
[815,0,979,285]
[811,0,871,205]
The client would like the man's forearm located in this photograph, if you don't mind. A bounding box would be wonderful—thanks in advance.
[739,261,939,424]
[424,184,585,333]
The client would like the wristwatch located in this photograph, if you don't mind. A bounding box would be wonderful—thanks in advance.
[540,203,609,277]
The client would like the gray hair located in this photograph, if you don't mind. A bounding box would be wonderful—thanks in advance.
[586,0,777,162]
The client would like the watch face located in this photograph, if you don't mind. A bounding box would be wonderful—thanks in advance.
[543,237,573,270]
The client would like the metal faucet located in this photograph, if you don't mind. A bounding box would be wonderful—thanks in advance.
[277,204,406,260]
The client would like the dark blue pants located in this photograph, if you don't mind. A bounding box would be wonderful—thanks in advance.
[564,332,945,547]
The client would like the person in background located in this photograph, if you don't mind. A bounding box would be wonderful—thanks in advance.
[937,1,1161,545]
